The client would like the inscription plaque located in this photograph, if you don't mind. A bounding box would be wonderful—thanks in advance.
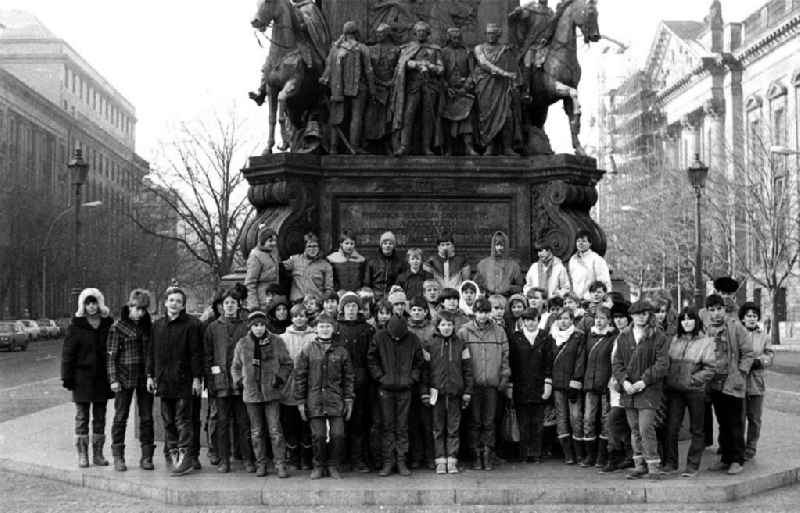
[335,196,512,254]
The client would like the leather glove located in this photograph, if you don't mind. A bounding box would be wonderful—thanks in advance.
[298,403,308,422]
[567,387,580,403]
[273,376,285,389]
[344,400,353,421]
[542,382,552,401]
[622,380,635,395]
[146,377,156,394]
[751,358,763,370]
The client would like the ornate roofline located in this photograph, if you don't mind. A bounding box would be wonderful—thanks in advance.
[737,13,800,66]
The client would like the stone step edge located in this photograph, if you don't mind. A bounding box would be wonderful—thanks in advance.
[0,458,796,506]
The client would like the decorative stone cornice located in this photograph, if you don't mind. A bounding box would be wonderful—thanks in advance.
[766,80,788,100]
[703,98,725,119]
[737,13,800,66]
[745,94,763,112]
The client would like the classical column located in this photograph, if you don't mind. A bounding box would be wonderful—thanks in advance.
[704,99,726,177]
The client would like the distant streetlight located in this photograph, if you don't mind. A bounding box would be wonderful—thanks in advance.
[68,147,90,292]
[41,201,102,318]
[687,154,709,308]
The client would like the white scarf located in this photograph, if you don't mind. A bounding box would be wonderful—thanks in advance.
[591,326,613,336]
[550,324,575,347]
[523,326,539,345]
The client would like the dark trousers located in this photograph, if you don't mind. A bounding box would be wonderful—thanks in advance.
[346,387,370,466]
[409,394,434,465]
[606,405,631,453]
[246,401,285,466]
[664,390,706,470]
[379,389,412,462]
[583,391,609,441]
[310,416,345,468]
[217,395,254,463]
[281,404,311,450]
[111,386,154,446]
[470,386,498,450]
[161,397,193,454]
[710,390,746,465]
[75,401,107,436]
[432,394,462,459]
[745,394,764,456]
[191,396,201,457]
[369,386,383,467]
[206,397,218,456]
[704,398,715,446]
[517,403,545,459]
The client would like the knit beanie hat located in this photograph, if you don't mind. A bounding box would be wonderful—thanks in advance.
[316,312,337,328]
[379,231,396,245]
[388,290,407,305]
[340,292,362,310]
[409,296,428,311]
[248,311,268,326]
[128,288,151,309]
[440,288,460,301]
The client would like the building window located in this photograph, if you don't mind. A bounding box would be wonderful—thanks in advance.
[773,106,786,146]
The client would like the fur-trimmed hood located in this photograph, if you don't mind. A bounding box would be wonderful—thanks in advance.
[75,287,110,317]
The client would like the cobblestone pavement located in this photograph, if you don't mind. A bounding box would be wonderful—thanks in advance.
[1,468,800,513]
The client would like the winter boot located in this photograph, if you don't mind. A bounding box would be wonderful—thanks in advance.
[165,450,177,473]
[286,444,300,470]
[599,448,621,473]
[276,462,289,478]
[91,434,109,466]
[191,454,201,470]
[647,460,665,480]
[300,444,313,470]
[574,439,586,466]
[595,439,608,469]
[447,457,459,474]
[171,448,193,477]
[310,466,324,479]
[559,437,576,465]
[327,465,342,479]
[379,458,394,477]
[217,458,231,473]
[397,458,411,476]
[244,459,257,473]
[483,448,494,471]
[580,440,596,467]
[435,458,447,474]
[112,443,127,471]
[472,450,483,470]
[75,435,90,468]
[626,456,648,480]
[140,444,155,470]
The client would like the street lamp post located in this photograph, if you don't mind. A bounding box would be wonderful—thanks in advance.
[68,147,90,292]
[687,154,709,309]
[41,201,102,318]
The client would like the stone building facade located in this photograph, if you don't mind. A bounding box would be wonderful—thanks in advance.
[599,0,800,327]
[0,11,175,318]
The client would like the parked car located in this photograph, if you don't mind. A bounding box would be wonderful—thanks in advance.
[36,319,61,338]
[18,319,41,341]
[0,321,28,351]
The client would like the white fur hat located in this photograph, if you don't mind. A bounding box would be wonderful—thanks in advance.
[75,287,110,317]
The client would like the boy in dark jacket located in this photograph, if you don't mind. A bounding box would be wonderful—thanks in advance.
[365,231,406,300]
[439,288,470,331]
[580,305,617,468]
[107,289,154,472]
[612,300,669,480]
[407,296,435,470]
[146,287,203,477]
[396,248,434,301]
[231,311,293,478]
[295,313,355,479]
[427,311,473,474]
[368,314,425,476]
[508,308,553,463]
[337,293,375,472]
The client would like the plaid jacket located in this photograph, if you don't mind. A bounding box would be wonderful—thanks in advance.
[107,319,148,389]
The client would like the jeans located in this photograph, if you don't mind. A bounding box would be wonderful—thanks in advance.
[606,406,630,453]
[369,385,383,467]
[409,393,434,464]
[745,394,763,456]
[161,397,193,454]
[710,390,745,465]
[75,401,107,436]
[111,386,153,446]
[206,397,218,456]
[625,407,658,463]
[470,386,499,450]
[246,401,285,466]
[280,404,311,451]
[664,390,705,470]
[379,389,412,462]
[346,386,371,466]
[516,403,545,459]
[309,416,345,468]
[583,391,609,441]
[553,390,583,441]
[432,394,462,459]
[217,395,254,463]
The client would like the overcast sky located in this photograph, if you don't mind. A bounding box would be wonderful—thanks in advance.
[6,0,772,159]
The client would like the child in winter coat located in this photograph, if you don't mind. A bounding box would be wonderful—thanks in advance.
[508,308,553,463]
[504,293,528,336]
[427,311,473,474]
[283,233,334,303]
[107,289,154,472]
[294,313,355,479]
[280,304,316,470]
[739,302,774,461]
[204,289,253,473]
[231,311,293,477]
[326,229,367,294]
[337,293,375,472]
[396,248,434,301]
[458,298,510,471]
[549,307,586,465]
[600,303,634,473]
[62,288,115,469]
[459,280,481,318]
[488,295,507,327]
[423,279,442,321]
[245,227,281,312]
[368,314,425,477]
[580,306,617,468]
[439,288,470,331]
[322,291,340,318]
[407,296,436,470]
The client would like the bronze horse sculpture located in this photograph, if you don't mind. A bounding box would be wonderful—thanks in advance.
[512,0,600,156]
[251,0,331,154]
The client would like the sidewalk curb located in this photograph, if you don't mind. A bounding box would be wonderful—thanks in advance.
[0,457,797,506]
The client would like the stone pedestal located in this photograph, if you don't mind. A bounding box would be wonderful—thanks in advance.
[240,154,606,267]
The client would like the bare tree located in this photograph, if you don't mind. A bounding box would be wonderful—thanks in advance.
[132,109,254,289]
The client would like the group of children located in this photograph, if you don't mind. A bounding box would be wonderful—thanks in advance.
[60,229,771,483]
